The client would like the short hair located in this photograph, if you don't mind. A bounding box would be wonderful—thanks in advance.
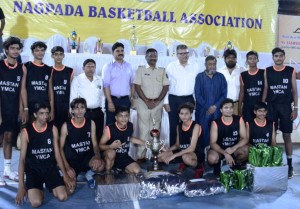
[3,36,23,50]
[205,55,217,63]
[220,98,234,108]
[112,42,124,52]
[176,44,188,52]
[254,102,268,111]
[178,102,194,114]
[246,50,258,59]
[223,49,237,59]
[146,48,157,55]
[115,106,130,115]
[272,47,285,56]
[30,41,47,52]
[51,46,64,54]
[33,103,50,114]
[70,98,87,109]
[83,59,96,67]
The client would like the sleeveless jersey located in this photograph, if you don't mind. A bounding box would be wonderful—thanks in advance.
[25,61,52,108]
[247,119,273,146]
[266,66,294,104]
[52,66,73,109]
[0,60,23,115]
[214,115,240,150]
[25,123,55,169]
[177,121,203,154]
[106,122,133,155]
[64,118,93,161]
[240,69,264,105]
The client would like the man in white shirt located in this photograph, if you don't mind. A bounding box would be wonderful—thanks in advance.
[219,49,245,115]
[164,44,200,147]
[70,59,104,142]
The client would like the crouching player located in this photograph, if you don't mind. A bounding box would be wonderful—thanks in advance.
[16,103,74,207]
[59,98,104,189]
[99,106,145,174]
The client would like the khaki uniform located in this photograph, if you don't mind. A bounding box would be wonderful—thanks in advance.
[133,65,169,159]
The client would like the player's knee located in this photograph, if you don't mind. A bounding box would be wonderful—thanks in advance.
[30,199,43,208]
[57,192,68,202]
[207,152,218,165]
[105,150,116,160]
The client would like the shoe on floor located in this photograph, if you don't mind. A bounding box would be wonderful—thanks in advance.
[0,176,6,187]
[87,178,96,189]
[288,166,294,179]
[85,170,96,189]
[3,170,19,182]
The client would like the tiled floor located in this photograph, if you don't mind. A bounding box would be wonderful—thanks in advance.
[0,145,300,209]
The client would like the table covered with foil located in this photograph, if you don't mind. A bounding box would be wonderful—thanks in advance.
[184,179,226,197]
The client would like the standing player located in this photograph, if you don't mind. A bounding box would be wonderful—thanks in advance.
[99,106,145,174]
[15,103,74,207]
[238,51,264,122]
[60,98,104,189]
[246,102,276,147]
[208,98,249,176]
[0,36,27,186]
[262,47,298,178]
[24,41,54,120]
[51,46,74,132]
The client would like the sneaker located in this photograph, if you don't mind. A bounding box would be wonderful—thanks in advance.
[288,166,294,179]
[193,164,204,178]
[87,178,96,189]
[0,176,6,187]
[3,170,19,182]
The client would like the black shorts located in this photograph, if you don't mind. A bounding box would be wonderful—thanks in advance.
[114,154,135,170]
[0,114,19,134]
[242,104,255,122]
[68,158,91,176]
[172,149,205,165]
[267,103,292,133]
[25,165,64,191]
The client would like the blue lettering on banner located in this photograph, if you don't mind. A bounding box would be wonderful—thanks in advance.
[13,1,262,29]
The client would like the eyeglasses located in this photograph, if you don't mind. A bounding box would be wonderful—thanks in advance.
[177,52,189,56]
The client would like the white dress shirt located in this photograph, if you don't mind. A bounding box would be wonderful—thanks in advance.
[70,73,104,109]
[219,64,246,101]
[164,60,200,104]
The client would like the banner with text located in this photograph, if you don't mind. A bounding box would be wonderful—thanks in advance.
[278,15,300,64]
[2,0,277,52]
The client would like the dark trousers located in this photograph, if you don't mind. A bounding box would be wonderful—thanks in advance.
[168,94,195,147]
[105,96,131,125]
[85,107,104,143]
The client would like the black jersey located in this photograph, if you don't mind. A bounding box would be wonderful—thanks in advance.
[106,122,133,155]
[52,66,73,109]
[266,66,294,104]
[0,60,23,115]
[214,115,241,150]
[24,122,55,170]
[247,119,273,146]
[240,69,264,105]
[177,121,203,154]
[25,61,52,109]
[64,118,93,161]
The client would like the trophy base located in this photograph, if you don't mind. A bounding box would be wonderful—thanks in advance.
[147,163,163,172]
[130,50,137,55]
[71,49,77,53]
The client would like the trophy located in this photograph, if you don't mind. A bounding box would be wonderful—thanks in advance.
[146,119,164,171]
[95,38,103,54]
[68,30,80,53]
[129,25,138,55]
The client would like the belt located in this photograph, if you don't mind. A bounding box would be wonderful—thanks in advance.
[169,94,193,98]
[111,95,129,99]
[86,107,102,112]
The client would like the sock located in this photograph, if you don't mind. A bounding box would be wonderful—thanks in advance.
[85,170,95,181]
[4,159,11,173]
[287,156,292,167]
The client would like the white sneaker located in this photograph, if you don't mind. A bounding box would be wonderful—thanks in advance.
[3,170,19,182]
[0,176,6,187]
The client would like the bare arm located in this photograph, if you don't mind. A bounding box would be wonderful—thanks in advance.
[238,76,244,116]
[291,70,298,120]
[59,123,74,178]
[262,70,268,102]
[15,129,28,205]
[20,65,28,124]
[130,136,146,146]
[230,118,248,152]
[210,121,227,155]
[48,72,55,121]
[271,122,276,146]
[99,127,123,151]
